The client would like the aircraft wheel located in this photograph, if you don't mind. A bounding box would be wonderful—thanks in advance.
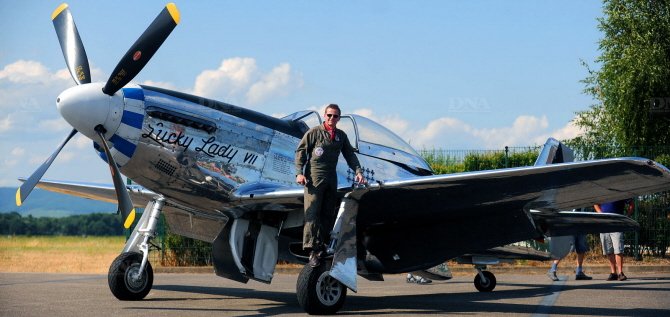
[474,270,496,292]
[108,252,153,300]
[297,262,347,315]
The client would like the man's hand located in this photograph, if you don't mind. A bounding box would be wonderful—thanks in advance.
[355,172,366,185]
[296,174,307,186]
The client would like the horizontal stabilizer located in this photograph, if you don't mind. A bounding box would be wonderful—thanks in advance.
[531,210,639,237]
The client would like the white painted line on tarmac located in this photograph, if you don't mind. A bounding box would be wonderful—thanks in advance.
[532,276,566,317]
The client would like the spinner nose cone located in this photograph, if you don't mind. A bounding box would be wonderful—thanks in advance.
[56,83,123,140]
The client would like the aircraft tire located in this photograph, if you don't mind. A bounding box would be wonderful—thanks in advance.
[296,261,347,315]
[108,252,153,300]
[474,270,496,292]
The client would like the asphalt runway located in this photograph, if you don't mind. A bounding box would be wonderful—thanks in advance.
[2,272,669,316]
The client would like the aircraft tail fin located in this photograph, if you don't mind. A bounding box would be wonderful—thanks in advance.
[534,138,576,259]
[534,137,574,166]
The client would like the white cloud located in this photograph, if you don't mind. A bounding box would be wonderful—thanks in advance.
[191,57,303,106]
[38,117,70,132]
[0,115,11,132]
[58,151,75,163]
[141,80,177,90]
[54,68,73,81]
[347,109,578,149]
[247,63,303,105]
[11,147,25,157]
[352,108,410,135]
[472,115,550,148]
[532,119,584,144]
[0,60,75,116]
[193,57,256,99]
[0,60,52,84]
[3,147,26,169]
[73,134,93,149]
[28,155,46,165]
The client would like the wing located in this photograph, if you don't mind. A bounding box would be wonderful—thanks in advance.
[342,157,670,273]
[20,178,157,208]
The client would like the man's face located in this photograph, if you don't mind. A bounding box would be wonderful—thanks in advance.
[324,108,340,128]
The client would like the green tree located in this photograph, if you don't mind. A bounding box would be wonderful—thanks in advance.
[575,0,670,157]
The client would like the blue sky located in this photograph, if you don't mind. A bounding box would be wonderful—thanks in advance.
[0,1,604,187]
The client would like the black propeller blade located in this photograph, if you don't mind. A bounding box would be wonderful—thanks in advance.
[52,3,91,85]
[16,129,78,206]
[102,3,180,96]
[95,126,137,229]
[18,3,179,230]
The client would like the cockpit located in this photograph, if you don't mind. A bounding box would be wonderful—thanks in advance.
[284,110,433,175]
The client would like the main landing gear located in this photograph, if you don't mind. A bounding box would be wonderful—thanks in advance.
[108,198,164,300]
[108,252,154,300]
[473,265,497,292]
[297,261,347,315]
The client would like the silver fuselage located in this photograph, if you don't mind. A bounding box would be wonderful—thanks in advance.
[57,83,431,222]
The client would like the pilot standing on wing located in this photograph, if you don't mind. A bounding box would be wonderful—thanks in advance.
[295,103,366,267]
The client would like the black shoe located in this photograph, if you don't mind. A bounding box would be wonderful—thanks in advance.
[308,251,321,268]
[618,272,627,281]
[575,272,592,280]
[606,273,618,281]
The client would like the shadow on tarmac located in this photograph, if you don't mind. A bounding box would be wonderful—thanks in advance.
[143,277,670,316]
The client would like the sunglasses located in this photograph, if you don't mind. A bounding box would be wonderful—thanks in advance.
[326,114,340,119]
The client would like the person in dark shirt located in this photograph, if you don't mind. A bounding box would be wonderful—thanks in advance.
[594,199,633,281]
[295,104,365,267]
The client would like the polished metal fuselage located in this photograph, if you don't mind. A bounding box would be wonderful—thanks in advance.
[112,85,430,221]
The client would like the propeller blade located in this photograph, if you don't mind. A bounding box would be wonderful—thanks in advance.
[52,3,91,85]
[95,127,137,229]
[16,129,78,206]
[102,3,180,96]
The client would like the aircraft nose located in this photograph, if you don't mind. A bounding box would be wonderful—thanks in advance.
[56,83,124,141]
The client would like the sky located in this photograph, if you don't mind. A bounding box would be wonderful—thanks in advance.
[0,1,605,187]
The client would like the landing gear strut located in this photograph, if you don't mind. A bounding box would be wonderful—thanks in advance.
[108,198,164,300]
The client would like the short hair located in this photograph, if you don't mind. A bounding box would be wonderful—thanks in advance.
[324,103,341,115]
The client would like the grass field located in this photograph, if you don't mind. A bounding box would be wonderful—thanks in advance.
[0,236,125,273]
[1,236,667,274]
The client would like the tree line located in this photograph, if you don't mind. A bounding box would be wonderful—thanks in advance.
[0,212,124,236]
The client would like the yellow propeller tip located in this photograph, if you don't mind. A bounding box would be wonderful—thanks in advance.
[123,209,137,229]
[166,3,180,24]
[51,3,69,21]
[15,188,22,206]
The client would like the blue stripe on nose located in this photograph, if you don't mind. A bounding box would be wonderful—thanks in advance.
[123,88,144,101]
[109,134,137,158]
[121,110,144,129]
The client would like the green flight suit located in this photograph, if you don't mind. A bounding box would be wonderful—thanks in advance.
[295,124,362,249]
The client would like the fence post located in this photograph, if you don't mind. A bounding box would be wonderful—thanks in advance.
[504,146,509,168]
[633,198,642,261]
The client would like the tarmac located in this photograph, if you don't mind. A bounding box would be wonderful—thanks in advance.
[2,269,669,316]
[155,264,670,275]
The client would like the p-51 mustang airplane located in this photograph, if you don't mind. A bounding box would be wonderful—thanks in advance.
[17,3,670,315]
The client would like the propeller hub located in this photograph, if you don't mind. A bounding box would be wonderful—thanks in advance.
[56,82,123,141]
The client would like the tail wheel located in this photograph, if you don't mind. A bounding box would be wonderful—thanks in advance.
[474,270,496,292]
[297,262,347,315]
[108,252,153,300]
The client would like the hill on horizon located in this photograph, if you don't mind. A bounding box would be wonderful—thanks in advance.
[0,187,117,218]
